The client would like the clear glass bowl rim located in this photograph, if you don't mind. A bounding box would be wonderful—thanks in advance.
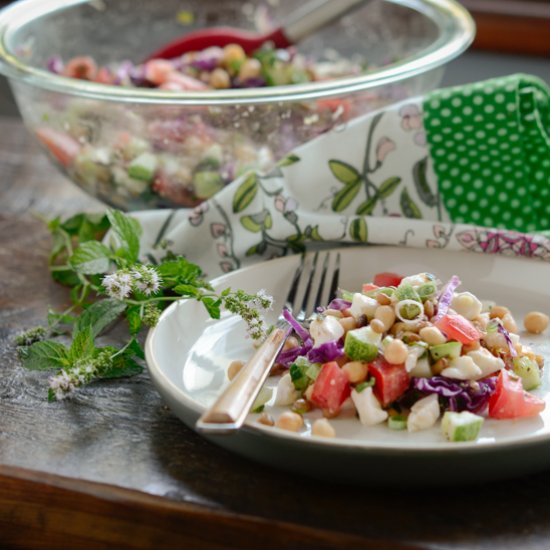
[0,0,475,105]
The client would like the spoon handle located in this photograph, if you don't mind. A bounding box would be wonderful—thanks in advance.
[283,0,368,43]
[195,327,287,434]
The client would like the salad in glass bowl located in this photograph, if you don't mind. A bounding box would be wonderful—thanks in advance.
[232,271,548,442]
[0,0,474,210]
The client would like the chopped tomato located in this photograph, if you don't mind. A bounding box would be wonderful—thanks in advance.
[361,283,379,293]
[373,272,403,287]
[315,98,352,119]
[310,361,351,415]
[488,369,545,419]
[368,357,410,407]
[435,314,481,345]
[35,128,81,167]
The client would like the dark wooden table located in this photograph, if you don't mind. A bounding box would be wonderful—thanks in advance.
[1,116,550,550]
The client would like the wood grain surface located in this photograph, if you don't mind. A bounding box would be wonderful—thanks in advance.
[2,118,550,550]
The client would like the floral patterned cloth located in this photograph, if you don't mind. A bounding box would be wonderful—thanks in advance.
[135,74,550,279]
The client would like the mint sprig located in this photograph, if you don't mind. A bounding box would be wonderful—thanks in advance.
[16,209,273,401]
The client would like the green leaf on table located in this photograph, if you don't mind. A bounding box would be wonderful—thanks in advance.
[61,212,110,242]
[331,181,361,212]
[47,308,76,328]
[378,176,402,199]
[232,172,258,213]
[413,157,438,208]
[400,188,423,219]
[328,160,361,185]
[98,351,143,379]
[19,340,69,371]
[70,241,112,274]
[349,218,368,243]
[74,299,127,338]
[50,267,81,287]
[69,326,96,362]
[126,337,145,360]
[125,305,143,336]
[106,209,142,264]
[356,196,378,216]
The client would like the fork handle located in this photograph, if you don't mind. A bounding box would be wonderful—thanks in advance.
[195,327,287,434]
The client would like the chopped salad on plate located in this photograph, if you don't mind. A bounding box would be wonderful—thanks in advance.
[232,271,548,442]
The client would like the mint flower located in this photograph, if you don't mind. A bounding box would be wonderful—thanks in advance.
[102,271,132,299]
[132,266,162,296]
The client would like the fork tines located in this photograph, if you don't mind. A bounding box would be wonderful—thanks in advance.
[290,251,341,321]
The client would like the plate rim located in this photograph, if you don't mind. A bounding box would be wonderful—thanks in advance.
[145,245,550,455]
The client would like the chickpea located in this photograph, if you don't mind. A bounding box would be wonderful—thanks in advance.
[390,321,408,337]
[374,305,396,332]
[276,411,304,432]
[324,308,343,318]
[536,354,545,368]
[258,412,274,426]
[419,326,446,346]
[384,339,408,365]
[221,43,246,67]
[462,340,481,353]
[432,357,449,375]
[342,361,368,384]
[312,418,336,438]
[227,360,244,381]
[292,398,312,414]
[339,316,357,333]
[424,300,435,319]
[524,311,549,334]
[370,319,386,334]
[502,313,518,334]
[209,68,231,89]
[238,58,262,81]
[489,305,510,319]
[283,336,300,352]
[376,293,391,306]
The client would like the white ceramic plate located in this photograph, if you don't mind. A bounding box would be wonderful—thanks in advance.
[146,246,550,485]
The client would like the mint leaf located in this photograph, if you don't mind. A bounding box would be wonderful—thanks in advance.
[201,296,221,319]
[70,241,112,274]
[61,213,110,242]
[107,209,141,263]
[100,354,143,379]
[74,299,126,338]
[47,308,76,328]
[126,337,145,360]
[69,326,95,362]
[125,305,142,335]
[173,284,201,298]
[157,257,207,289]
[20,340,69,370]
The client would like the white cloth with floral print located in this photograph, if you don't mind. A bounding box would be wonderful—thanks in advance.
[134,96,550,279]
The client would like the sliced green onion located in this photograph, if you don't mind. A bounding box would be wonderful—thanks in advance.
[395,299,424,322]
[417,282,437,300]
[388,415,408,430]
[355,377,375,393]
[251,386,273,413]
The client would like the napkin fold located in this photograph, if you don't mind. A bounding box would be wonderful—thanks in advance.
[135,74,550,278]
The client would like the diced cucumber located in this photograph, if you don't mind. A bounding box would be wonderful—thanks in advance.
[127,152,158,182]
[305,363,321,381]
[513,356,541,391]
[289,357,321,391]
[251,386,273,413]
[344,326,381,362]
[441,411,484,442]
[193,171,225,199]
[388,415,408,430]
[430,341,462,361]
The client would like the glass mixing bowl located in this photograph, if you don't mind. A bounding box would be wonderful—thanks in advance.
[0,0,474,210]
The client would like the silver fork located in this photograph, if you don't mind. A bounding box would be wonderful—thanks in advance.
[196,250,340,434]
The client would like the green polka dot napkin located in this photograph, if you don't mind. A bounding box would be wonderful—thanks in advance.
[135,74,550,277]
[425,75,550,233]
